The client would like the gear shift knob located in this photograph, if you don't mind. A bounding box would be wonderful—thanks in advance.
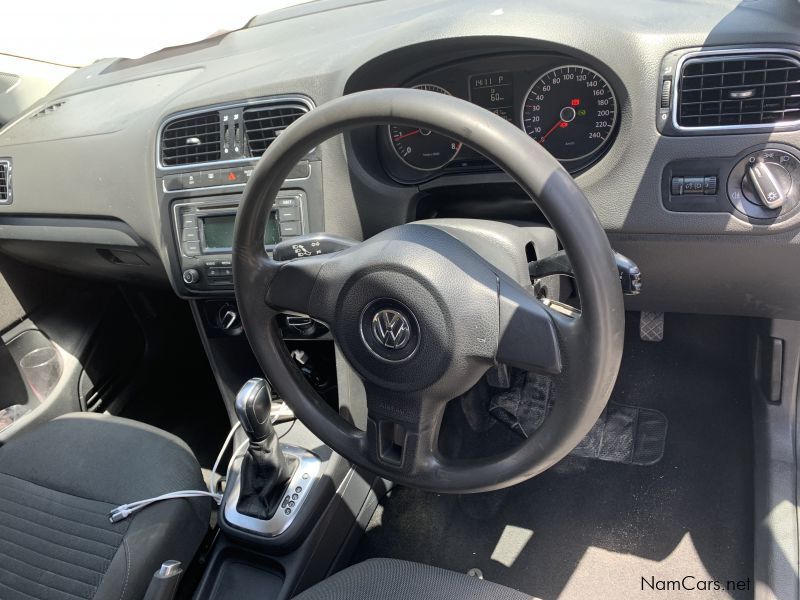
[235,378,274,443]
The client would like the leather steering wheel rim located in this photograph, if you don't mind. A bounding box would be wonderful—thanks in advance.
[233,88,624,493]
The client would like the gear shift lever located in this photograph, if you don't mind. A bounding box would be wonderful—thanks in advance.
[234,378,296,520]
[235,378,275,442]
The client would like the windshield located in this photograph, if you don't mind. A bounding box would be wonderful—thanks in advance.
[0,0,313,67]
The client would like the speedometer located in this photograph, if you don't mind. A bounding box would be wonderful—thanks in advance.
[521,65,617,163]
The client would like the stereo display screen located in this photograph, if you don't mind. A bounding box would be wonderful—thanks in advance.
[200,211,280,253]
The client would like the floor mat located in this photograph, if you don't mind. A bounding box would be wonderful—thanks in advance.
[489,372,668,466]
[572,404,667,466]
[352,314,754,600]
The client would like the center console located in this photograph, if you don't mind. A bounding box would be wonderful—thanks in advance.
[155,94,324,298]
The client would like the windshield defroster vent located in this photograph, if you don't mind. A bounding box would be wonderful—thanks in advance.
[160,111,222,166]
[677,53,800,128]
[31,100,67,119]
[243,102,310,157]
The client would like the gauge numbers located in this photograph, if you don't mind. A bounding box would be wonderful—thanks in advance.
[521,65,617,162]
[388,84,463,171]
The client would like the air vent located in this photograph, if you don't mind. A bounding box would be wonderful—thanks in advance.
[678,53,800,128]
[0,160,11,204]
[243,102,309,157]
[31,100,67,119]
[160,111,221,166]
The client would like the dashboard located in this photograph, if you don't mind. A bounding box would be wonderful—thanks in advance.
[0,0,799,320]
[378,54,620,182]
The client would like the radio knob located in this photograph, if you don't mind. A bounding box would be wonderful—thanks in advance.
[182,269,200,285]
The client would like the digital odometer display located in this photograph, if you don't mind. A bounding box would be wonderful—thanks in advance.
[469,72,514,123]
[521,65,617,162]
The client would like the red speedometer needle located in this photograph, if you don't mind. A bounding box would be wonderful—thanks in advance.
[539,120,565,143]
[393,129,421,142]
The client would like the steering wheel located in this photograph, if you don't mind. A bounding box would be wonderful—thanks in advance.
[233,88,624,494]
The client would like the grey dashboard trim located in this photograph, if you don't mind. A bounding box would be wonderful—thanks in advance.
[0,216,142,247]
[156,94,316,171]
[671,47,800,134]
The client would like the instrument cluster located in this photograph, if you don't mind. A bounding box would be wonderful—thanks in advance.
[380,53,620,183]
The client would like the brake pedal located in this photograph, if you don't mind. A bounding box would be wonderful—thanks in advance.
[639,312,664,342]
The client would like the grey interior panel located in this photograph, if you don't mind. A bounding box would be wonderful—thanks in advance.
[0,2,799,598]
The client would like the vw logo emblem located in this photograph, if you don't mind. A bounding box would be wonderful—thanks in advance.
[371,309,411,350]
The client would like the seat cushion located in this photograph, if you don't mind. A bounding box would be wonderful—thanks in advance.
[293,559,532,600]
[0,412,211,600]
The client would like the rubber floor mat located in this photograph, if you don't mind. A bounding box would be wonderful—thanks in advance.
[571,404,667,465]
[489,372,668,465]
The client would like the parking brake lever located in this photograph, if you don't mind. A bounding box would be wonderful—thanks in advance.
[529,250,642,295]
[272,233,357,261]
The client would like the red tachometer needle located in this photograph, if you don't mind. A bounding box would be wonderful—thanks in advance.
[393,129,421,142]
[539,120,565,143]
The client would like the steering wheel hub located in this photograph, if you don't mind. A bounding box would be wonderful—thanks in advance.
[361,300,417,356]
[314,225,500,395]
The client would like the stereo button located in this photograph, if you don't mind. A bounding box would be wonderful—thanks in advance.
[276,196,300,207]
[278,207,299,221]
[182,269,200,285]
[280,222,301,236]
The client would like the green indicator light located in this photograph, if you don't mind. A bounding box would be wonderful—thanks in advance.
[577,109,587,116]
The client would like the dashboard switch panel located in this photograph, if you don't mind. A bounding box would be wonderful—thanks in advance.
[670,175,717,196]
[661,157,730,213]
[663,144,800,223]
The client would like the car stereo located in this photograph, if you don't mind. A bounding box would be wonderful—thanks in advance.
[173,191,308,290]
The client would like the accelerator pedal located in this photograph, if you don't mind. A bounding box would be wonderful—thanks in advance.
[639,311,665,342]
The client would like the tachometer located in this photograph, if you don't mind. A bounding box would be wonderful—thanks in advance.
[521,66,617,163]
[389,84,462,171]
